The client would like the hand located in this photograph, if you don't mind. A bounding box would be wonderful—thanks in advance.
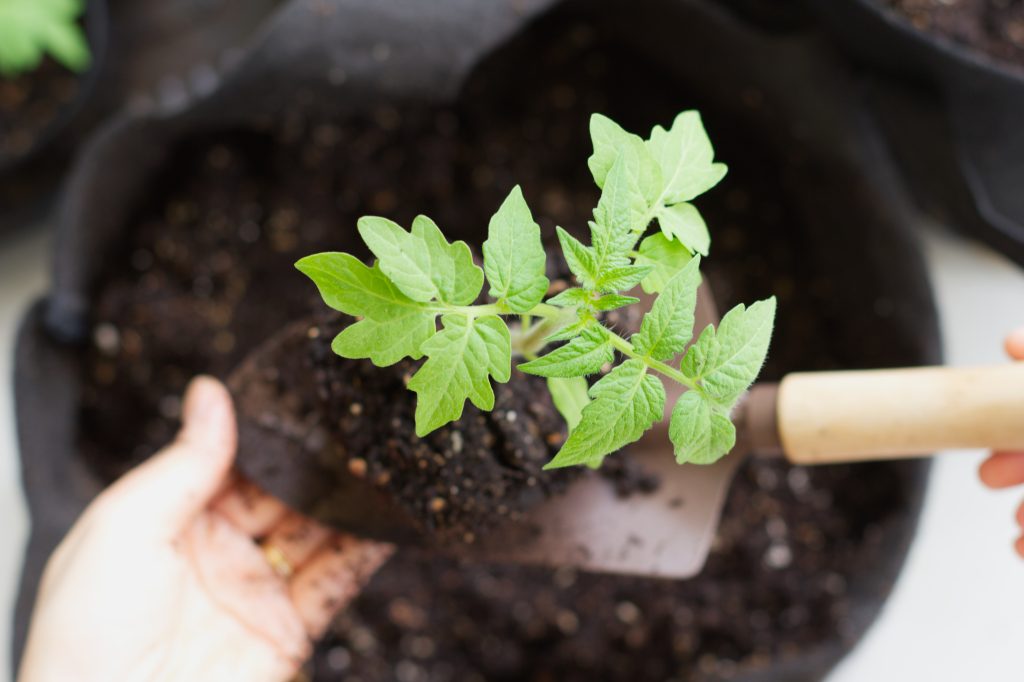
[978,328,1024,557]
[18,377,392,682]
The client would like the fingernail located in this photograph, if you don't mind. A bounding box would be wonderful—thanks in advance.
[183,377,214,422]
[182,376,226,440]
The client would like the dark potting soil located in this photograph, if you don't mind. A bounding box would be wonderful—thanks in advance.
[76,16,919,682]
[881,0,1024,68]
[0,59,80,163]
[235,314,579,545]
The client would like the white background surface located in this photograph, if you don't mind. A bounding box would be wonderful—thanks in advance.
[1,221,1023,680]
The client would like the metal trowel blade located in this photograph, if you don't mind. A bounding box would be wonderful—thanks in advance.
[468,437,748,579]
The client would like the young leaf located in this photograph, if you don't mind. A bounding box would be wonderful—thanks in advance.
[646,111,728,204]
[547,287,590,308]
[680,323,716,379]
[655,203,710,257]
[593,153,650,250]
[482,186,549,313]
[408,314,512,436]
[519,326,613,378]
[547,376,590,432]
[635,233,693,294]
[681,297,777,407]
[555,226,598,288]
[669,391,736,465]
[587,113,643,188]
[544,316,595,343]
[358,217,439,303]
[589,115,663,204]
[295,253,427,320]
[632,256,702,361]
[702,297,776,406]
[332,311,436,367]
[591,293,638,311]
[412,215,484,305]
[544,359,665,469]
[594,264,654,293]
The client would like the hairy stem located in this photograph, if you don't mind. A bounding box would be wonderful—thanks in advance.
[606,331,699,390]
[511,306,577,356]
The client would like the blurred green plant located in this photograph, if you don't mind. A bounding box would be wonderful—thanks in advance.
[0,0,91,77]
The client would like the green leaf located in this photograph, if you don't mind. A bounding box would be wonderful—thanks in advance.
[592,294,638,311]
[0,0,90,76]
[411,215,483,306]
[408,314,511,436]
[669,391,736,465]
[655,203,710,257]
[681,297,777,407]
[519,326,613,378]
[587,113,643,188]
[646,111,728,204]
[544,359,665,469]
[635,233,694,294]
[545,315,595,343]
[588,115,663,204]
[295,253,427,320]
[482,186,549,313]
[633,256,702,361]
[703,297,777,405]
[358,217,438,303]
[555,226,598,288]
[546,287,589,308]
[332,311,436,366]
[593,153,650,245]
[547,377,590,432]
[595,264,653,293]
[680,324,716,379]
[590,160,649,276]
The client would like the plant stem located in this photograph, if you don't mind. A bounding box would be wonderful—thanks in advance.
[511,306,576,356]
[449,300,697,389]
[606,331,698,390]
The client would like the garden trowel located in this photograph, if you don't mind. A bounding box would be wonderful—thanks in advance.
[469,286,1024,578]
[230,287,1024,580]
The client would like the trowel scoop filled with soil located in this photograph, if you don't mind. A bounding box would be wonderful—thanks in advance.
[228,285,730,578]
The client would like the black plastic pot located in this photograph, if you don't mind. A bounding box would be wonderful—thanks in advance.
[13,0,940,679]
[810,0,1024,268]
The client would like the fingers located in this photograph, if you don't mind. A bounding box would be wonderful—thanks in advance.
[289,536,393,638]
[261,515,334,575]
[979,450,1024,489]
[215,477,333,571]
[185,513,311,665]
[1006,327,1024,361]
[97,376,237,538]
[213,476,290,537]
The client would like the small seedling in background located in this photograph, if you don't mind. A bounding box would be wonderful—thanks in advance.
[299,112,776,469]
[0,0,91,77]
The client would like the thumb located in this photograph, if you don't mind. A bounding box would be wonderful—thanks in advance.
[103,376,237,538]
[1007,327,1024,361]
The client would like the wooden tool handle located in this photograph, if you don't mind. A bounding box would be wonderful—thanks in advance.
[777,364,1024,465]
